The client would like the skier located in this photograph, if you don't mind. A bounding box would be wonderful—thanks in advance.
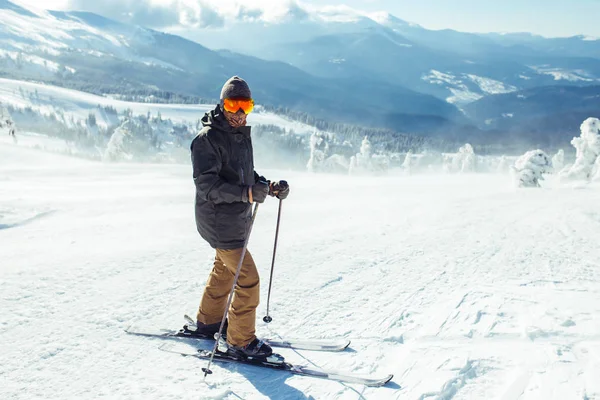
[190,76,290,359]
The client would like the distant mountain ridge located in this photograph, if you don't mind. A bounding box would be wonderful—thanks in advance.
[179,4,600,105]
[1,0,599,146]
[0,0,463,136]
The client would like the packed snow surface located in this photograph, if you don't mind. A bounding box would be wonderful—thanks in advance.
[1,140,600,399]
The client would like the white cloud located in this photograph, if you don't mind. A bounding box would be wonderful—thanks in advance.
[57,0,376,28]
[15,0,70,9]
[10,0,395,32]
[62,0,225,28]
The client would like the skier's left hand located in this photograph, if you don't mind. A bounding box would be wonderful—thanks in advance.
[269,180,290,200]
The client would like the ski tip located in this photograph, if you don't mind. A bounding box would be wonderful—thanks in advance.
[363,374,394,387]
[379,374,394,387]
[343,340,351,350]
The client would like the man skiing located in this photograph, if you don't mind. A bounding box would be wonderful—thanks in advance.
[190,76,290,359]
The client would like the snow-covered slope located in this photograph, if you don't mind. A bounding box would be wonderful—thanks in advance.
[0,1,173,75]
[1,142,599,399]
[0,77,316,134]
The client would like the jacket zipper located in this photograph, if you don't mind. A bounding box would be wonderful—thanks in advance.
[240,167,245,185]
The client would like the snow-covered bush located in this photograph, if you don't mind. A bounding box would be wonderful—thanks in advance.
[323,154,350,173]
[560,118,600,181]
[512,149,552,187]
[443,143,476,173]
[416,151,444,173]
[348,136,389,175]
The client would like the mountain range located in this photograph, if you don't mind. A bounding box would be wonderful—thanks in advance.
[1,0,599,147]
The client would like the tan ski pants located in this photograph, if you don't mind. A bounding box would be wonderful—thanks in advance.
[197,248,259,347]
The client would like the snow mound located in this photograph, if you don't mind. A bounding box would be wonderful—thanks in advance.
[512,149,551,187]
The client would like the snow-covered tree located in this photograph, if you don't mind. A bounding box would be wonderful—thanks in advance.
[307,130,356,173]
[551,149,565,173]
[402,150,413,175]
[307,131,330,172]
[512,149,552,187]
[0,105,13,128]
[497,156,510,174]
[103,125,131,162]
[560,118,600,181]
[0,104,16,142]
[371,153,390,173]
[349,136,389,175]
[360,136,372,157]
[459,144,476,172]
[323,154,350,173]
[443,143,476,173]
[592,157,600,181]
[349,136,372,175]
[85,112,99,137]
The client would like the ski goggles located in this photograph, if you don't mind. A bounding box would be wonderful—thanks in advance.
[222,98,254,114]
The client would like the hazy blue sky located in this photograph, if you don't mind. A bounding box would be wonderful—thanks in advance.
[305,0,597,37]
[17,0,597,38]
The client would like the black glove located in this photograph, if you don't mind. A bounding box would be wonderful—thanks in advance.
[249,181,269,203]
[269,180,290,200]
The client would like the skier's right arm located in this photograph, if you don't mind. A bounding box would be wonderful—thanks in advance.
[191,135,247,204]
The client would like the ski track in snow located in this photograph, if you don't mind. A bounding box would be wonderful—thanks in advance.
[1,141,600,399]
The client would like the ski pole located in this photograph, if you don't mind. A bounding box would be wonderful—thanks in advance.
[202,203,260,379]
[263,198,283,323]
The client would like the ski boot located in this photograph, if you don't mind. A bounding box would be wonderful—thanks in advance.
[182,316,228,339]
[226,338,274,359]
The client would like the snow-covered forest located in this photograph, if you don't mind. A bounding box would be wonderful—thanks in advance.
[7,78,592,180]
[4,79,593,185]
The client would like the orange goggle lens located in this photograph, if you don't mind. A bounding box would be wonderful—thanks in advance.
[223,98,254,114]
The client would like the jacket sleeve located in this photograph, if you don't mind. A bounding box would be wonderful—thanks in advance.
[253,171,269,184]
[192,135,247,204]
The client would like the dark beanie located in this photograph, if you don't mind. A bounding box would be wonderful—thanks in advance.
[220,76,251,100]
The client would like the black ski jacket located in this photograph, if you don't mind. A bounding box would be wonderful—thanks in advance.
[191,106,262,249]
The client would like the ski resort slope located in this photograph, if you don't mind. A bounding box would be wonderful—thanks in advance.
[1,141,600,400]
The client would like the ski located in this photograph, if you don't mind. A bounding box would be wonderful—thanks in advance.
[125,325,351,352]
[159,342,394,387]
